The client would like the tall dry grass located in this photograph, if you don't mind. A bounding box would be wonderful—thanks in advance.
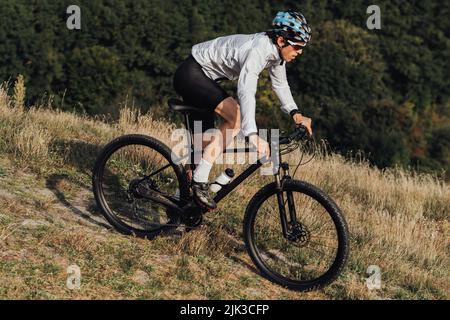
[0,76,448,299]
[0,80,174,169]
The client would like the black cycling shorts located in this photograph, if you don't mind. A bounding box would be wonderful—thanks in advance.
[173,54,230,133]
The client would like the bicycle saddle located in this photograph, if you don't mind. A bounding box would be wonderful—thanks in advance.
[168,98,208,113]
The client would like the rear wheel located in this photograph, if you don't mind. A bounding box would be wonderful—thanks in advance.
[92,134,190,239]
[244,179,349,291]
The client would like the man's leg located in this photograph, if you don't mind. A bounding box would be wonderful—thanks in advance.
[184,109,216,181]
[192,97,241,182]
[188,97,240,210]
[184,138,209,181]
[202,97,241,164]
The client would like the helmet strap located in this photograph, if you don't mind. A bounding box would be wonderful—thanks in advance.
[277,38,289,65]
[277,45,286,65]
[266,32,288,65]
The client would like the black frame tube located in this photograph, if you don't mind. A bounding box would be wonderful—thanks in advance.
[213,160,263,203]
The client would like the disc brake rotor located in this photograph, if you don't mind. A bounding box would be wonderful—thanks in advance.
[287,222,310,246]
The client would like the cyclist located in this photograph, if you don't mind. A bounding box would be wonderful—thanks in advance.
[173,10,313,209]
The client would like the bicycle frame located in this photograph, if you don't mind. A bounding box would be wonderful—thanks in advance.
[180,128,297,238]
[212,147,298,239]
[142,114,301,238]
[94,122,348,290]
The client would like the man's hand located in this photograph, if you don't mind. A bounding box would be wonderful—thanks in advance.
[292,113,313,136]
[248,134,270,159]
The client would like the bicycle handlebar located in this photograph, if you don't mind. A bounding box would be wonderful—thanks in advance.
[241,125,310,162]
[279,125,309,145]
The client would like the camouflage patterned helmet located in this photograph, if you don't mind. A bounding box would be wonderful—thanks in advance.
[271,10,312,44]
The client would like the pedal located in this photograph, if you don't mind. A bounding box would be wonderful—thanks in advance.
[192,196,216,212]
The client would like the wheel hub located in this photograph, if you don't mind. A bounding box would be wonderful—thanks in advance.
[128,177,159,199]
[287,222,310,246]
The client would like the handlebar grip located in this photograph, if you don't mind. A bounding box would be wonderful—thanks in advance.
[294,124,310,139]
[295,124,307,134]
[279,136,290,144]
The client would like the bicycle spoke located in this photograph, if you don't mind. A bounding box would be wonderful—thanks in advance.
[303,243,329,259]
[309,235,338,241]
[307,239,337,251]
[147,163,172,178]
[308,221,335,234]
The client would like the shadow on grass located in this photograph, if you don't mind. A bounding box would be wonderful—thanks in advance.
[45,139,185,236]
[44,139,269,281]
[45,173,112,230]
[50,139,104,178]
[229,255,261,275]
[44,139,112,230]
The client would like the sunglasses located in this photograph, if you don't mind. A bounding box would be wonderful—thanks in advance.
[287,40,306,51]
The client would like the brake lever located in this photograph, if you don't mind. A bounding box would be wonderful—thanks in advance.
[294,124,310,140]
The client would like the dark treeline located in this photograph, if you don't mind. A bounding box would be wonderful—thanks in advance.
[0,0,449,174]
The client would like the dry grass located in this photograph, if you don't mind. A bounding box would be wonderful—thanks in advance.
[0,77,448,299]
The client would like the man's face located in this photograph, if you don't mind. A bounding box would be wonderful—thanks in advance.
[277,37,306,62]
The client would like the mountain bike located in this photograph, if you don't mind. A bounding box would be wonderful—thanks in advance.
[92,98,349,291]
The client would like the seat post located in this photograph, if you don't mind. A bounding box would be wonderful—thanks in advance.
[184,113,194,144]
[183,113,196,171]
[184,113,191,133]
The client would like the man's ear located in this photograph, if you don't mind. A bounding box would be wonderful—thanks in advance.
[276,36,286,47]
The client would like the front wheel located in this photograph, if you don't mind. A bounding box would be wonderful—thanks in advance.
[243,179,349,291]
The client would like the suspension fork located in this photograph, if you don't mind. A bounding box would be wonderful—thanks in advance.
[275,173,288,238]
[281,162,298,225]
[275,162,298,238]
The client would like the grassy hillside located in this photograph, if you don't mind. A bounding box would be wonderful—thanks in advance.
[0,79,448,299]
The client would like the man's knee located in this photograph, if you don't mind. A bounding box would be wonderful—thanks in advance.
[226,100,241,129]
[232,105,241,130]
[216,97,241,128]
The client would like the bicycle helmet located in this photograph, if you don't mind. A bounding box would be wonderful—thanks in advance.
[270,10,312,45]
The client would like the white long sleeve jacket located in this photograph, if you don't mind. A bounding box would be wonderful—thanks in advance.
[191,32,299,137]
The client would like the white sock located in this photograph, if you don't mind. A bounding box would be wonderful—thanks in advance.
[193,158,213,183]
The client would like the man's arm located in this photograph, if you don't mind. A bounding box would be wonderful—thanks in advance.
[269,63,313,135]
[268,63,298,114]
[237,49,271,156]
[237,49,266,137]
